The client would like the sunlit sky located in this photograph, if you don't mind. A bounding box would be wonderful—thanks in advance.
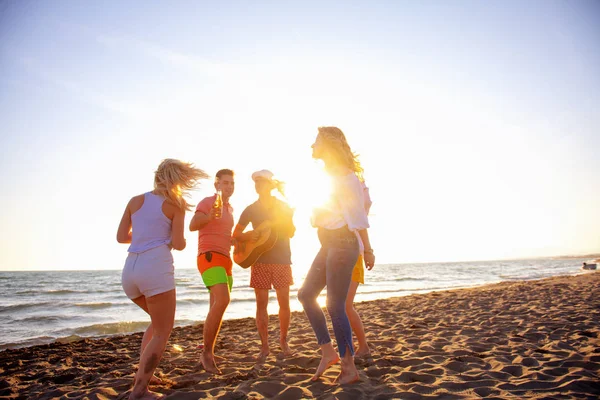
[1,1,598,271]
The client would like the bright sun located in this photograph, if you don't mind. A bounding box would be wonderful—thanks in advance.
[282,163,332,219]
[274,162,333,276]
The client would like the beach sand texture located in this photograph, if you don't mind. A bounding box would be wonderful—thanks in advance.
[1,274,599,399]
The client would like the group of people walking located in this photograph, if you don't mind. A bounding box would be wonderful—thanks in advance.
[117,126,375,399]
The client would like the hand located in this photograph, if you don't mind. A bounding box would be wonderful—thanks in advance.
[243,230,260,242]
[364,252,375,270]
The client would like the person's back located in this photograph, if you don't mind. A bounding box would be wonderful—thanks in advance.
[128,192,172,253]
[116,158,209,399]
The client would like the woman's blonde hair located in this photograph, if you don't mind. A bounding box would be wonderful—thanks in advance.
[317,126,364,181]
[154,159,209,211]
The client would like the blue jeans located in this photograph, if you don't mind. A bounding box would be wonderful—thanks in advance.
[298,226,359,357]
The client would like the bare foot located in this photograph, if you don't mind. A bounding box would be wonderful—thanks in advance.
[310,355,340,381]
[337,354,360,384]
[355,347,371,358]
[337,369,360,385]
[134,374,163,387]
[256,349,270,364]
[129,389,165,400]
[280,341,294,357]
[200,352,222,374]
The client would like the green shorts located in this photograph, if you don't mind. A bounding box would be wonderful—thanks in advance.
[197,252,233,292]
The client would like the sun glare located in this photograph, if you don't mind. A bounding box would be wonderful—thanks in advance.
[283,163,332,220]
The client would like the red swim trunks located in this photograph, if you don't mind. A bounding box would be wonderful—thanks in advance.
[250,263,293,290]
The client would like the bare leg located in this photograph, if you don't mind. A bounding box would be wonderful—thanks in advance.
[130,290,176,399]
[337,345,360,384]
[254,288,270,363]
[345,281,370,357]
[275,286,292,356]
[201,283,229,374]
[131,297,162,385]
[311,342,340,381]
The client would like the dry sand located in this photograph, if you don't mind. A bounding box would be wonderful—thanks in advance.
[1,273,599,399]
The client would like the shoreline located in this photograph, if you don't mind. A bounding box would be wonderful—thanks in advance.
[2,273,599,399]
[1,268,589,352]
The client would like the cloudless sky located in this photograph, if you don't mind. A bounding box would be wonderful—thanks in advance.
[1,0,599,271]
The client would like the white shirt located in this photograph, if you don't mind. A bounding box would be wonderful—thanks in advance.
[311,173,370,233]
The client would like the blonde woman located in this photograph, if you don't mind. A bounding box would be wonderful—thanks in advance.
[298,127,375,384]
[117,159,208,400]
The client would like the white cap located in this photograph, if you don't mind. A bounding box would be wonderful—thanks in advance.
[251,169,275,182]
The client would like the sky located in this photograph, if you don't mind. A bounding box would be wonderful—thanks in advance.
[0,0,599,271]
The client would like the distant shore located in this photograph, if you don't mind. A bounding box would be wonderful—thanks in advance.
[1,273,599,399]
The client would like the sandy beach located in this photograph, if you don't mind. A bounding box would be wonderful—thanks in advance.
[1,273,599,399]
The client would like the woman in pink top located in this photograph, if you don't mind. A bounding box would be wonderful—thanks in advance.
[117,159,208,400]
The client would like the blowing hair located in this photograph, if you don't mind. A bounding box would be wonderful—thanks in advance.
[273,179,286,197]
[317,126,364,181]
[154,159,210,211]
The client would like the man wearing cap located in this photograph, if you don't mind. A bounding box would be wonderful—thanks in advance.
[233,169,296,362]
[189,168,235,374]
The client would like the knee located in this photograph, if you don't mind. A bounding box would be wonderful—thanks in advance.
[213,293,230,311]
[345,301,355,315]
[152,326,173,342]
[256,303,268,314]
[297,288,312,305]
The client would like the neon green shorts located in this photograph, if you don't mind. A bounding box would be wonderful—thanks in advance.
[197,252,233,292]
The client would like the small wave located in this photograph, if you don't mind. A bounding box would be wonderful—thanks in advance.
[14,290,40,295]
[0,301,52,313]
[54,334,85,344]
[0,336,56,350]
[393,277,424,282]
[177,298,209,305]
[70,319,197,337]
[45,289,84,295]
[73,321,151,336]
[74,302,114,309]
[10,315,66,324]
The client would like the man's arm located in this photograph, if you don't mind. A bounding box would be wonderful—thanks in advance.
[189,207,216,231]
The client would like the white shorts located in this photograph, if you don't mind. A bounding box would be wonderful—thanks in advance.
[121,245,175,299]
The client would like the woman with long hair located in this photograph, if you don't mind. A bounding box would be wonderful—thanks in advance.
[117,159,208,399]
[298,127,375,384]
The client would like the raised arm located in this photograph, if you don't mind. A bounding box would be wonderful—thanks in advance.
[189,209,214,231]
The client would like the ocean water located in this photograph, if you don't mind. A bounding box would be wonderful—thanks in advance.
[0,257,593,350]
